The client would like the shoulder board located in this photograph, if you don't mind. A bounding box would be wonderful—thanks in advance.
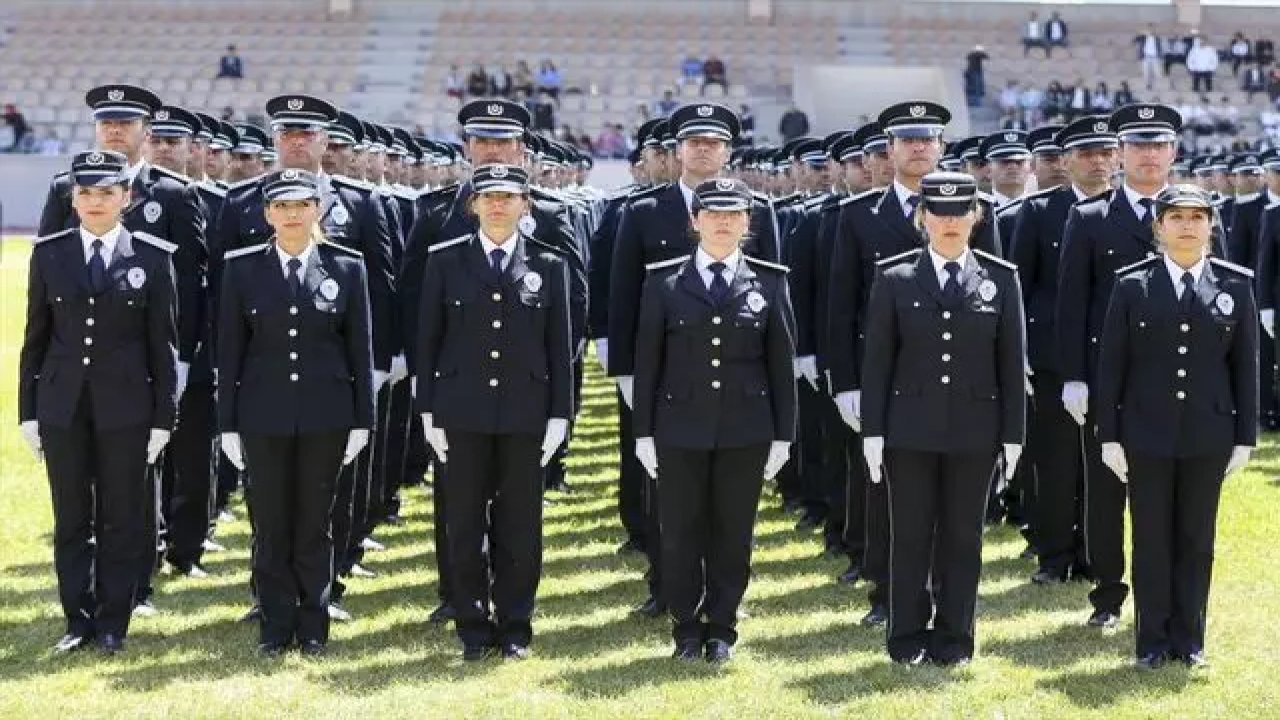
[391,186,418,201]
[744,255,790,273]
[751,190,773,204]
[332,175,373,192]
[645,255,689,272]
[972,248,1017,271]
[150,165,191,184]
[628,183,671,202]
[1113,255,1161,276]
[33,228,75,245]
[875,248,922,267]
[530,186,567,205]
[224,243,269,260]
[428,235,470,254]
[374,184,393,196]
[196,180,226,197]
[526,236,566,257]
[51,170,71,183]
[843,188,881,206]
[996,198,1025,215]
[1267,200,1280,211]
[133,231,178,253]
[1025,184,1064,201]
[976,191,997,205]
[1209,256,1255,278]
[228,174,264,192]
[321,239,362,257]
[802,195,828,210]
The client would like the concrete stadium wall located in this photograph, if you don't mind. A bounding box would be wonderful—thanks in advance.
[792,64,969,138]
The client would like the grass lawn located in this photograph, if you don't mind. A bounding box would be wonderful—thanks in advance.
[1,237,1279,719]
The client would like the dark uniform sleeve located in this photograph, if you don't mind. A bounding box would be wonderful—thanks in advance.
[974,203,1002,257]
[1258,208,1279,310]
[1230,281,1260,446]
[631,273,666,438]
[767,276,799,442]
[826,207,863,393]
[538,203,588,356]
[356,191,396,371]
[18,250,51,422]
[37,178,70,236]
[147,252,180,431]
[748,195,781,262]
[399,199,439,370]
[785,213,818,357]
[412,250,446,416]
[1094,280,1131,444]
[859,267,897,438]
[171,184,208,363]
[344,259,377,430]
[547,259,575,420]
[587,197,622,339]
[998,270,1027,445]
[1055,206,1092,382]
[1010,200,1040,308]
[216,261,245,433]
[606,201,646,376]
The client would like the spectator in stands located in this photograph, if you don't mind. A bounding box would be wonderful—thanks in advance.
[681,56,703,86]
[1256,36,1275,65]
[445,64,464,100]
[1046,12,1069,54]
[1136,25,1164,91]
[217,44,244,79]
[1214,95,1240,135]
[573,127,594,156]
[1269,65,1280,101]
[1018,82,1044,126]
[1165,33,1189,79]
[1259,103,1280,143]
[1187,36,1219,93]
[703,55,727,94]
[1242,63,1267,100]
[1189,95,1216,136]
[1091,82,1114,112]
[490,65,513,98]
[778,103,809,143]
[514,61,535,97]
[220,106,236,121]
[1042,80,1067,120]
[739,104,755,145]
[466,63,489,98]
[653,90,679,117]
[1000,109,1027,131]
[595,123,627,159]
[36,128,64,156]
[1114,80,1136,107]
[999,80,1020,115]
[1066,79,1090,121]
[3,103,30,152]
[1230,32,1252,75]
[964,44,989,107]
[530,90,556,131]
[1023,11,1046,58]
[536,60,562,101]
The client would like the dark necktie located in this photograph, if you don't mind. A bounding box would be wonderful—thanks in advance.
[943,260,963,304]
[1138,197,1154,224]
[1180,270,1195,313]
[490,248,506,279]
[87,238,107,294]
[906,194,920,218]
[286,257,302,299]
[708,261,730,303]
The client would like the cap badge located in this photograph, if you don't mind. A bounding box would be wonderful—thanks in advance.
[979,279,998,302]
[287,99,304,111]
[1137,107,1155,120]
[1094,121,1108,133]
[524,271,542,292]
[107,89,124,102]
[155,110,169,121]
[716,179,735,191]
[1004,132,1018,142]
[282,169,299,181]
[1248,156,1257,164]
[127,267,147,289]
[319,278,340,301]
[909,105,925,117]
[86,152,104,165]
[697,105,714,117]
[939,183,957,196]
[490,166,509,178]
[487,103,503,116]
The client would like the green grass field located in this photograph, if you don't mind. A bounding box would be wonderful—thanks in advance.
[2,237,1279,719]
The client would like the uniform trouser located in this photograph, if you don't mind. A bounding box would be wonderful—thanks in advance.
[545,358,584,490]
[885,448,994,662]
[214,451,241,512]
[657,443,769,646]
[442,430,544,648]
[1083,412,1130,614]
[345,386,385,570]
[165,381,216,570]
[1030,371,1087,577]
[616,392,647,548]
[1127,451,1229,658]
[864,451,891,608]
[377,379,414,523]
[241,431,344,645]
[137,458,163,605]
[1262,325,1278,425]
[820,390,856,556]
[41,392,148,638]
[330,457,357,603]
[794,380,827,520]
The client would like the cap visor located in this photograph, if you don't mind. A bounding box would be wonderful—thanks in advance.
[923,200,974,216]
[1119,131,1177,143]
[696,200,751,212]
[267,189,319,202]
[887,125,943,139]
[475,181,528,194]
[72,172,126,187]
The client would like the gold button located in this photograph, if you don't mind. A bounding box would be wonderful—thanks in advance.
[712,338,721,346]
[492,292,502,302]
[712,316,722,325]
[492,320,502,329]
[289,328,298,337]
[290,373,299,382]
[711,380,721,389]
[490,350,501,359]
[489,378,499,387]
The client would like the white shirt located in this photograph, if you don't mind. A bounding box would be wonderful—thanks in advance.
[123,159,145,186]
[678,179,697,215]
[892,179,920,217]
[1143,34,1160,59]
[1123,182,1167,220]
[479,229,518,272]
[927,246,973,288]
[1071,185,1095,202]
[1164,254,1206,298]
[695,247,741,291]
[80,224,123,264]
[276,241,316,284]
[1025,20,1042,40]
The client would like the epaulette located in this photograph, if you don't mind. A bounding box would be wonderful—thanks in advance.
[1268,200,1280,211]
[51,170,71,184]
[321,239,362,257]
[391,186,419,201]
[976,190,997,205]
[627,183,670,203]
[1081,188,1115,205]
[996,197,1025,215]
[842,188,882,207]
[150,165,191,184]
[133,231,178,253]
[972,248,1017,271]
[875,248,922,267]
[744,255,790,273]
[751,190,774,205]
[196,180,226,197]
[1024,184,1064,201]
[224,243,269,260]
[1210,256,1255,278]
[645,255,688,272]
[227,174,263,192]
[333,175,373,192]
[32,228,75,245]
[1113,255,1161,276]
[428,235,470,253]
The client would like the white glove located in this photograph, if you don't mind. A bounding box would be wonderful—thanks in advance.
[19,420,41,459]
[175,361,190,402]
[635,436,658,479]
[1002,443,1022,481]
[540,418,569,467]
[1225,445,1253,475]
[220,432,246,471]
[835,390,861,431]
[343,428,370,466]
[410,376,417,397]
[389,354,409,385]
[863,436,885,484]
[1062,381,1089,426]
[794,356,819,390]
[373,369,391,394]
[1101,442,1128,483]
[146,428,171,465]
[594,338,609,374]
[762,440,792,480]
[1262,309,1275,338]
[420,413,449,463]
[617,375,635,409]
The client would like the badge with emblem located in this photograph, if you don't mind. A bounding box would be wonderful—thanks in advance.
[746,290,767,313]
[519,215,537,234]
[697,105,714,117]
[524,271,542,292]
[330,204,349,225]
[1137,107,1155,120]
[127,267,147,289]
[287,98,304,111]
[107,89,124,102]
[319,278,340,301]
[143,201,162,223]
[1216,292,1234,316]
[979,279,998,302]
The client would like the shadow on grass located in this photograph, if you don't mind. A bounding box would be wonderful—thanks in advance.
[1037,661,1195,708]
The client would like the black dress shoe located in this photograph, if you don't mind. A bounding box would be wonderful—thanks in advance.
[462,644,494,662]
[705,639,732,665]
[672,641,702,661]
[299,640,327,657]
[837,564,862,585]
[1086,610,1120,629]
[632,596,666,618]
[1030,568,1067,585]
[1182,651,1209,669]
[931,651,972,668]
[1018,544,1038,560]
[501,643,530,660]
[616,538,643,555]
[794,514,822,532]
[240,606,263,623]
[98,634,124,655]
[257,641,289,657]
[861,604,888,627]
[427,603,456,624]
[1134,652,1167,670]
[892,648,928,666]
[545,479,572,494]
[54,632,92,653]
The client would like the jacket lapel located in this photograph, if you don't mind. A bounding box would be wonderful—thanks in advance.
[726,257,759,303]
[677,260,716,307]
[62,234,91,294]
[465,234,500,288]
[503,236,530,288]
[874,188,922,248]
[258,242,293,306]
[913,250,948,307]
[1107,190,1156,252]
[122,166,149,217]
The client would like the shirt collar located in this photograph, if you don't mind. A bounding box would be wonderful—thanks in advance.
[992,189,1021,207]
[1071,184,1093,202]
[123,159,146,185]
[678,179,697,214]
[80,224,123,260]
[927,246,973,281]
[696,246,742,278]
[1123,182,1167,217]
[1269,188,1280,206]
[479,228,519,270]
[892,179,919,215]
[1164,253,1207,290]
[275,240,316,276]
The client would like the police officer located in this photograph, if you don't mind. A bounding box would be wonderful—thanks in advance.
[632,178,796,664]
[1028,124,1068,190]
[1012,115,1118,585]
[984,129,1032,209]
[1252,151,1280,428]
[1095,184,1257,669]
[217,169,375,656]
[229,123,268,182]
[608,101,780,618]
[19,150,179,654]
[414,164,573,661]
[860,172,1025,666]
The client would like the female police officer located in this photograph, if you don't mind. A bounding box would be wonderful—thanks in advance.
[860,172,1025,667]
[1096,184,1257,669]
[217,169,374,656]
[19,150,178,655]
[631,178,796,665]
[414,164,573,661]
